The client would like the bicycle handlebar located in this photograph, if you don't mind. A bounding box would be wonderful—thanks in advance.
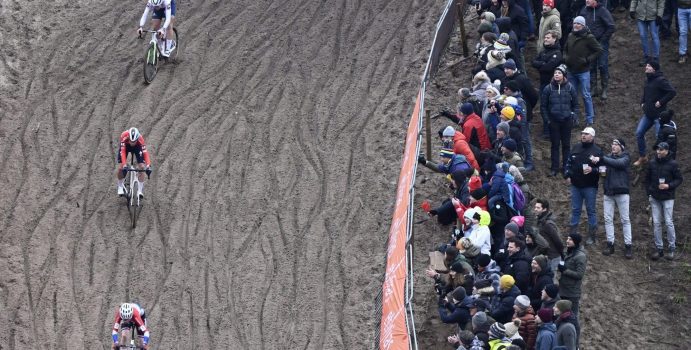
[138,29,161,39]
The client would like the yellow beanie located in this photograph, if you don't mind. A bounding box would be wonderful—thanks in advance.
[501,106,515,120]
[500,275,515,289]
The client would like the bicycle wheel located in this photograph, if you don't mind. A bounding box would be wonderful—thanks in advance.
[143,42,158,84]
[167,27,179,62]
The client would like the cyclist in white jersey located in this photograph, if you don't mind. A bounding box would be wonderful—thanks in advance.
[137,0,176,57]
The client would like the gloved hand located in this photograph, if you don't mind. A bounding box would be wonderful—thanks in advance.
[157,28,166,39]
[145,166,152,177]
[121,166,128,177]
[655,16,662,25]
[557,263,566,272]
[137,27,143,37]
[629,11,636,20]
[418,155,427,165]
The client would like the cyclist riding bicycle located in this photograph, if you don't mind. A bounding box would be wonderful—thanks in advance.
[112,303,151,349]
[137,0,176,57]
[116,128,151,198]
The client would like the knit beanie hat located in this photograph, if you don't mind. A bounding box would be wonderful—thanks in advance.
[514,295,530,309]
[504,59,517,70]
[659,110,674,124]
[487,50,506,69]
[501,106,515,120]
[497,121,510,136]
[573,16,586,26]
[450,261,465,273]
[489,322,507,340]
[476,254,492,268]
[510,215,525,227]
[500,274,515,289]
[502,139,517,152]
[504,319,521,338]
[504,80,520,93]
[555,64,568,75]
[544,284,559,298]
[537,308,554,323]
[568,233,582,247]
[460,102,475,115]
[440,149,455,159]
[543,0,555,8]
[505,222,520,236]
[647,58,660,72]
[472,311,489,329]
[459,87,472,99]
[452,286,467,301]
[482,11,496,22]
[497,32,510,45]
[478,20,493,34]
[533,255,548,271]
[556,299,573,313]
[442,126,456,137]
[486,85,501,98]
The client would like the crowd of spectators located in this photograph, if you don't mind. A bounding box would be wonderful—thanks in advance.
[416,0,685,348]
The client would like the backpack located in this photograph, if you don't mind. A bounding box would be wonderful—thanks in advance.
[511,182,526,212]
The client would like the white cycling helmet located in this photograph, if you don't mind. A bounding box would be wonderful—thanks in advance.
[128,127,141,143]
[149,0,164,6]
[120,303,133,320]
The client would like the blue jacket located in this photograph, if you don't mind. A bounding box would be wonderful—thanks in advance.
[536,322,558,350]
[488,169,511,204]
[438,296,473,328]
[490,285,521,323]
[437,154,472,174]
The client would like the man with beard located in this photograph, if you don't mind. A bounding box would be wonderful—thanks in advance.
[557,234,587,322]
[537,0,561,53]
[438,286,474,329]
[563,16,602,127]
[540,284,560,310]
[533,199,564,273]
[553,300,579,350]
[564,127,603,244]
[535,308,558,350]
[500,238,532,293]
[588,138,633,258]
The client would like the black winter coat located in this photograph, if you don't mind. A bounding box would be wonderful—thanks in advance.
[500,249,532,293]
[502,0,530,42]
[563,28,603,73]
[536,211,564,260]
[645,155,683,200]
[532,42,563,87]
[602,151,631,196]
[541,79,578,122]
[641,71,676,119]
[564,142,603,188]
[529,269,555,312]
[490,285,521,323]
[655,121,677,159]
[579,4,616,42]
[502,72,539,110]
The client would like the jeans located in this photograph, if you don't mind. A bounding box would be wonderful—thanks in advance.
[635,115,660,157]
[521,0,535,35]
[549,118,573,171]
[570,185,597,228]
[569,71,594,124]
[679,8,691,55]
[604,194,632,245]
[521,114,534,166]
[637,20,660,58]
[649,197,676,249]
[590,40,610,81]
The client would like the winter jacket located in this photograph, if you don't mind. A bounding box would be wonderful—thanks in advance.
[579,4,615,42]
[655,121,677,159]
[436,154,473,175]
[496,17,523,66]
[486,64,507,83]
[563,28,603,73]
[489,169,511,204]
[453,131,481,170]
[470,211,493,255]
[501,72,539,111]
[538,8,562,53]
[555,311,579,350]
[526,232,550,258]
[490,285,521,323]
[536,211,564,260]
[601,151,631,196]
[515,311,537,349]
[501,0,530,42]
[558,246,587,299]
[644,154,683,200]
[529,268,555,311]
[536,322,558,350]
[532,42,563,87]
[630,0,665,21]
[439,296,473,328]
[502,151,524,169]
[500,249,532,293]
[640,71,676,119]
[461,112,493,151]
[564,141,603,188]
[477,260,502,291]
[541,79,578,122]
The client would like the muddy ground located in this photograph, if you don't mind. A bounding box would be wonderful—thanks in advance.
[413,10,691,350]
[0,0,448,349]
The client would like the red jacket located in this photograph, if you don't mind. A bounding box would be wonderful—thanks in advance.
[458,112,491,151]
[452,131,480,170]
[514,310,537,350]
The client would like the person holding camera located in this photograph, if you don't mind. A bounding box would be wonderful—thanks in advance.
[438,286,474,329]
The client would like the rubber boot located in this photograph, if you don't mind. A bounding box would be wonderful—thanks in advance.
[600,77,608,100]
[591,75,600,97]
[585,226,597,246]
[624,244,633,259]
[602,241,614,256]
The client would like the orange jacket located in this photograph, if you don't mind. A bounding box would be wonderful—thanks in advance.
[452,131,480,170]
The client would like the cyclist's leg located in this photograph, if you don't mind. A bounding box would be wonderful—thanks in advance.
[134,148,146,196]
[115,148,126,194]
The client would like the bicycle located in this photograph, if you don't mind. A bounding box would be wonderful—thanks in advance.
[116,325,147,350]
[139,28,179,84]
[122,157,151,229]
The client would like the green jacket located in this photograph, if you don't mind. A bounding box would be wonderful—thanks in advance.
[563,28,603,74]
[630,0,665,21]
[558,246,587,298]
[538,8,562,53]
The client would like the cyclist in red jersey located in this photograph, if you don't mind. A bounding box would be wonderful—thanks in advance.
[116,128,151,198]
[112,303,150,349]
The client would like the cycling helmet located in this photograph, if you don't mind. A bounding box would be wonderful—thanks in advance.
[128,128,141,143]
[120,303,133,320]
[149,0,164,6]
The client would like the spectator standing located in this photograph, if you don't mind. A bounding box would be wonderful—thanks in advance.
[491,275,522,323]
[563,16,602,127]
[502,139,525,168]
[512,295,537,348]
[535,308,557,350]
[444,103,493,152]
[579,0,615,100]
[540,284,560,310]
[442,126,481,170]
[645,142,683,260]
[532,30,563,99]
[589,138,633,258]
[502,83,535,171]
[633,61,676,166]
[533,199,564,272]
[528,255,555,311]
[679,0,691,63]
[557,233,587,320]
[541,64,578,176]
[630,0,665,65]
[564,127,603,243]
[438,286,473,329]
[525,232,549,258]
[655,110,677,159]
[538,0,562,53]
[553,300,579,350]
